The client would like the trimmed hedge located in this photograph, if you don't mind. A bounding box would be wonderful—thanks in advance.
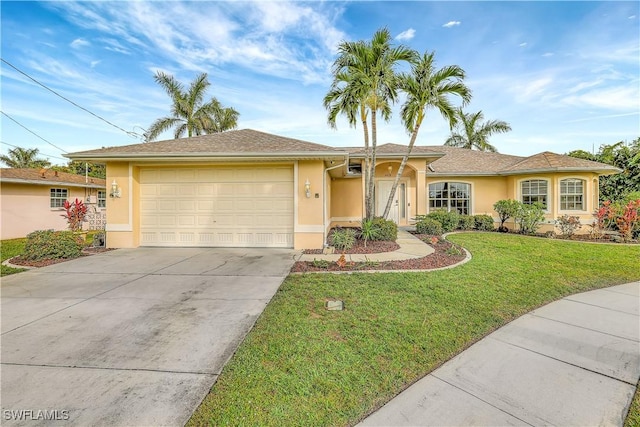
[427,209,460,232]
[458,215,475,231]
[474,215,495,231]
[23,230,84,261]
[370,217,397,241]
[416,218,443,235]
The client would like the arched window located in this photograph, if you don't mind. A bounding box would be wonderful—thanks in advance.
[560,178,585,210]
[429,182,470,214]
[521,179,548,208]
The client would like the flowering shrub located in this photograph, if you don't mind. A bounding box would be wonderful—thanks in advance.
[591,199,640,242]
[616,200,640,242]
[555,215,582,238]
[61,198,88,232]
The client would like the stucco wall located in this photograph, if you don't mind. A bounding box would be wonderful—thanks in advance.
[105,162,135,248]
[295,160,325,249]
[0,182,105,240]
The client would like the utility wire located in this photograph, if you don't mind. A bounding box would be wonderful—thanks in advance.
[1,111,68,153]
[1,58,142,139]
[0,140,68,161]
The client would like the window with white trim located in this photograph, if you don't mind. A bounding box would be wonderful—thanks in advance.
[521,180,548,208]
[560,178,585,210]
[97,190,106,208]
[50,188,68,208]
[429,182,470,215]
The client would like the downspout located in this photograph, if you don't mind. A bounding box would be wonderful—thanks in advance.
[323,159,348,247]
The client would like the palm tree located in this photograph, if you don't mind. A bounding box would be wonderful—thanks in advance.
[0,147,51,168]
[381,52,472,219]
[444,109,511,152]
[324,28,416,219]
[146,72,239,141]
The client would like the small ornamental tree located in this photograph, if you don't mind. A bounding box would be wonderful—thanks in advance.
[61,198,88,232]
[493,199,520,232]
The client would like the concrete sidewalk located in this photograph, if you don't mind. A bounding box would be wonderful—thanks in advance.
[359,281,640,426]
[296,229,434,262]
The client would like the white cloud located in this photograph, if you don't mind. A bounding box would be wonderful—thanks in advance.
[442,21,461,28]
[519,42,527,47]
[396,28,415,41]
[542,52,554,57]
[629,15,636,19]
[70,38,90,49]
[90,60,101,68]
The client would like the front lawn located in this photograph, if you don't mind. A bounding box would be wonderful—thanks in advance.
[189,233,640,426]
[0,238,26,276]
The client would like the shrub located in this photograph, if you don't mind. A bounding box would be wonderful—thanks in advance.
[330,228,357,252]
[616,199,640,242]
[458,215,475,231]
[474,215,495,231]
[427,209,459,232]
[370,217,397,241]
[359,218,381,247]
[23,230,83,261]
[514,202,545,234]
[555,215,582,238]
[493,199,520,231]
[61,198,88,232]
[416,218,443,235]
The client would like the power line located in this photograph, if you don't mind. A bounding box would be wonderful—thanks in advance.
[1,111,68,153]
[0,140,68,161]
[1,57,143,139]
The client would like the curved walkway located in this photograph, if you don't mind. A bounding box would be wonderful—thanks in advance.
[296,230,434,262]
[359,281,640,426]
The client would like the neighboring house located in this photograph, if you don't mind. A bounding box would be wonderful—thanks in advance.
[66,129,620,250]
[0,168,107,240]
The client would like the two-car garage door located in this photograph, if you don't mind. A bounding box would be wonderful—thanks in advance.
[139,166,293,248]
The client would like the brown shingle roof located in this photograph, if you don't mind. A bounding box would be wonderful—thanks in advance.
[426,146,525,174]
[67,129,345,160]
[0,168,106,188]
[499,151,619,174]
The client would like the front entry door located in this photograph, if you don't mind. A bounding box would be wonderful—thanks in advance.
[376,180,406,224]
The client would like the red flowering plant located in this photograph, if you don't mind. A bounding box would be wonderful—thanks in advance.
[61,198,88,232]
[616,199,640,242]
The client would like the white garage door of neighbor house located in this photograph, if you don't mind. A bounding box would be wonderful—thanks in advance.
[139,166,294,247]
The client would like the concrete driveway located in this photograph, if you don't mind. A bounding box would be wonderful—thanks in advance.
[1,247,296,426]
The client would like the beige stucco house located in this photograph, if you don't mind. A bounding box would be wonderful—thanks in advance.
[0,168,107,240]
[66,129,620,250]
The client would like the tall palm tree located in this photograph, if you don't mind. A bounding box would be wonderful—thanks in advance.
[444,109,511,152]
[0,147,51,168]
[324,28,416,219]
[381,52,471,219]
[146,72,239,141]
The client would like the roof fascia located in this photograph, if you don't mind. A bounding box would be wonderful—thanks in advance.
[65,152,349,162]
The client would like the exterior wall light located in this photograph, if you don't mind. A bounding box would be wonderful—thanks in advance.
[304,179,311,198]
[110,180,121,198]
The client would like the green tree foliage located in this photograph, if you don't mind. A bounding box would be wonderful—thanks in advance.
[52,162,106,179]
[444,109,511,152]
[0,147,51,168]
[146,72,239,141]
[324,27,416,219]
[493,199,521,231]
[568,138,640,203]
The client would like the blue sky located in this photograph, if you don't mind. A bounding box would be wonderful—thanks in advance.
[1,1,638,165]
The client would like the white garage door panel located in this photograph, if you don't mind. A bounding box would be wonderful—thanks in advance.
[140,166,294,248]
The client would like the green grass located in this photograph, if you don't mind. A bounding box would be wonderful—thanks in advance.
[0,238,26,276]
[625,385,640,427]
[188,233,640,427]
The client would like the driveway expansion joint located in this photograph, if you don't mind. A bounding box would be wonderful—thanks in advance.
[529,313,640,343]
[1,362,217,376]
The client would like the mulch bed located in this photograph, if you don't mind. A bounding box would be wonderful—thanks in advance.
[292,235,466,273]
[303,239,400,255]
[8,247,114,268]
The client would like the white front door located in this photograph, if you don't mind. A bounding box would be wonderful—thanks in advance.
[376,180,400,224]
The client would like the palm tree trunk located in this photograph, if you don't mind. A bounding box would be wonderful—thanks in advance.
[382,119,422,219]
[366,109,378,219]
[361,104,371,220]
